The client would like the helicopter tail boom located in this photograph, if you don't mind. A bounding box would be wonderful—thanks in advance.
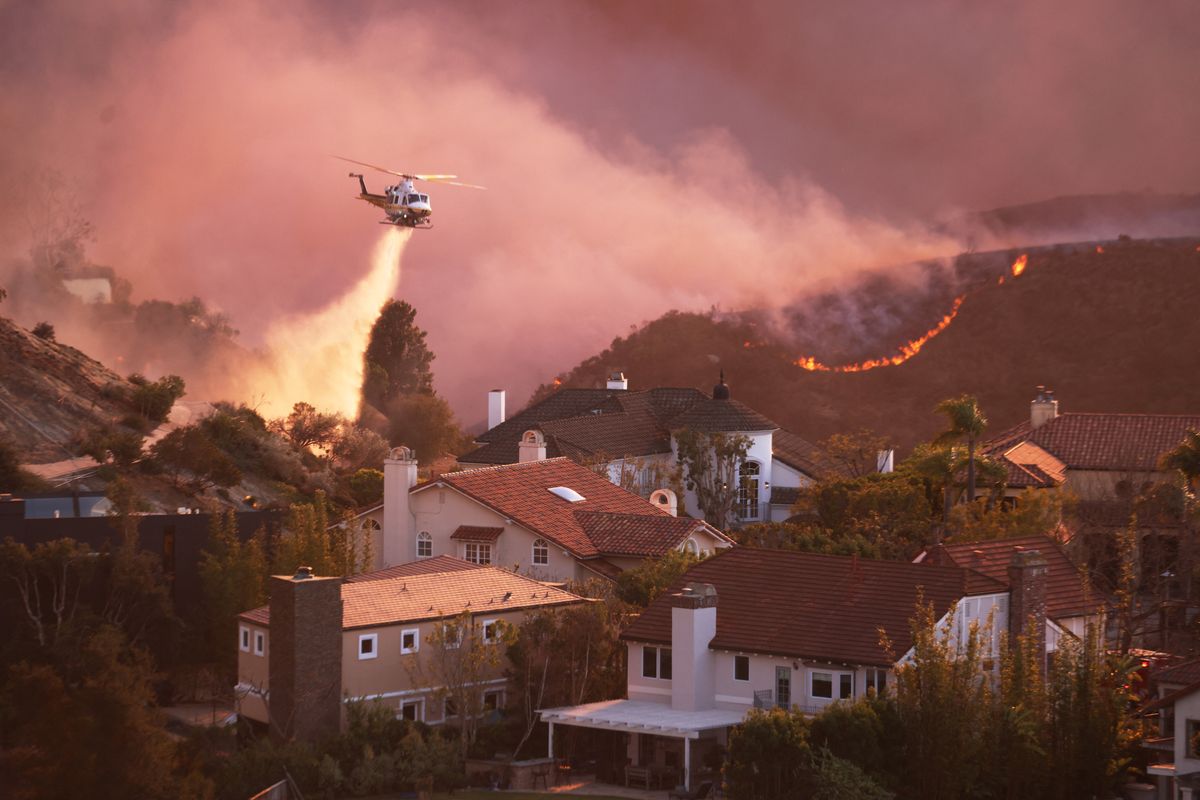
[348,172,368,194]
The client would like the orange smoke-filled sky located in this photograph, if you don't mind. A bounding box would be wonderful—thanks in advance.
[1,0,1198,421]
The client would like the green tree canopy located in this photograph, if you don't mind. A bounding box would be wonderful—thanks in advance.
[360,299,434,414]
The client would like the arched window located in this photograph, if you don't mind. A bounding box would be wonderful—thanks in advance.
[532,538,549,566]
[683,538,700,556]
[416,531,432,558]
[736,461,761,521]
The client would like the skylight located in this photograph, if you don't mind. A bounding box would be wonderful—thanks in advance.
[548,486,586,503]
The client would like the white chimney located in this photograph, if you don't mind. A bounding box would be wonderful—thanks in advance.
[876,449,894,474]
[382,446,418,567]
[487,389,506,431]
[518,430,547,463]
[670,583,718,711]
[1030,385,1059,430]
[649,488,678,517]
[606,371,629,391]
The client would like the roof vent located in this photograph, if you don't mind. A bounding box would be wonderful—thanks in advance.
[293,566,314,580]
[548,486,586,503]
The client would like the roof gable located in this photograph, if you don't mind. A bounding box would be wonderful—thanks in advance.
[622,548,1004,666]
[988,413,1200,472]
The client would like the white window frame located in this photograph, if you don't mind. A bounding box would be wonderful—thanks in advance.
[810,669,854,701]
[239,625,251,653]
[464,542,492,565]
[482,618,500,645]
[399,699,423,722]
[684,538,700,556]
[733,654,750,682]
[416,531,432,559]
[358,633,379,660]
[441,622,464,650]
[642,645,672,680]
[400,628,420,655]
[866,667,887,695]
[254,630,265,656]
[532,538,549,566]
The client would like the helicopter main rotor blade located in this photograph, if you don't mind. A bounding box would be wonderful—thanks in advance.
[413,175,488,190]
[332,155,410,179]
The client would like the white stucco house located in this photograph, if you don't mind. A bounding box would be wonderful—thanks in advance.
[539,545,1058,791]
[343,449,733,583]
[459,372,829,526]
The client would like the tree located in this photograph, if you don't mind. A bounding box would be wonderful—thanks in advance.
[411,611,515,758]
[360,299,435,414]
[383,392,466,465]
[1163,428,1200,491]
[273,402,344,451]
[674,428,751,529]
[790,472,935,560]
[150,425,242,493]
[345,468,384,508]
[198,511,267,673]
[735,522,881,558]
[615,548,703,607]
[78,424,143,469]
[933,394,989,502]
[0,434,49,493]
[0,537,96,650]
[725,707,812,800]
[332,424,389,472]
[902,442,1005,539]
[31,321,55,341]
[128,373,186,425]
[945,488,1065,542]
[819,429,891,478]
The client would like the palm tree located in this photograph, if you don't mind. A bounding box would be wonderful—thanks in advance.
[935,395,989,502]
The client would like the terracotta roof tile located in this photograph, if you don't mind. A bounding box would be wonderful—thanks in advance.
[575,511,720,557]
[240,563,584,630]
[428,458,672,557]
[931,534,1104,619]
[670,398,778,433]
[621,548,1006,667]
[988,413,1200,472]
[772,429,827,478]
[1156,657,1200,688]
[344,554,484,583]
[450,525,504,542]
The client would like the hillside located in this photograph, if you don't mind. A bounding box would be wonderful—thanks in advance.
[538,238,1200,452]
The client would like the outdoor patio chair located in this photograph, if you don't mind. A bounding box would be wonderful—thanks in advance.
[669,780,713,800]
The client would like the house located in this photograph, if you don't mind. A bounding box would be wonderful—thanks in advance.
[985,387,1200,501]
[539,545,1052,791]
[1144,677,1200,799]
[915,533,1106,643]
[344,448,733,583]
[235,555,586,741]
[459,372,828,525]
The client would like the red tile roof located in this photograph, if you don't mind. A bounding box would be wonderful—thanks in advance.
[987,413,1200,472]
[927,535,1104,619]
[621,547,1006,667]
[670,398,778,433]
[344,554,484,583]
[428,458,677,557]
[772,429,827,478]
[1155,657,1200,688]
[450,525,504,542]
[575,512,716,557]
[240,562,584,630]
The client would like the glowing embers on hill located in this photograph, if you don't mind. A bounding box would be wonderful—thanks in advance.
[1011,253,1028,277]
[794,295,965,373]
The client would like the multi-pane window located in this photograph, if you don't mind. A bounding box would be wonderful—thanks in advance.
[736,461,761,521]
[254,631,265,656]
[734,655,750,682]
[400,700,422,722]
[532,538,549,566]
[866,668,887,696]
[464,542,491,565]
[811,670,854,700]
[482,619,500,644]
[416,532,432,558]
[642,646,672,679]
[401,628,419,654]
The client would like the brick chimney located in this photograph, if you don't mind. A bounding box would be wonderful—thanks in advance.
[268,567,343,742]
[1007,549,1048,667]
[519,429,547,463]
[1030,386,1059,430]
[383,446,418,567]
[670,582,718,712]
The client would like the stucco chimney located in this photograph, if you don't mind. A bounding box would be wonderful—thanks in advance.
[607,371,629,391]
[268,569,343,743]
[1007,549,1048,668]
[487,389,506,431]
[669,582,718,712]
[1030,386,1059,430]
[649,488,678,517]
[383,446,418,567]
[519,429,547,463]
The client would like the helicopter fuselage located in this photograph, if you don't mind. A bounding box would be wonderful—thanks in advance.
[350,174,433,228]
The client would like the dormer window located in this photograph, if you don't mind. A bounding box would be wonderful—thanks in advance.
[548,486,585,503]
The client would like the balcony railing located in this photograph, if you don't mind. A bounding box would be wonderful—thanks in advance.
[752,689,773,709]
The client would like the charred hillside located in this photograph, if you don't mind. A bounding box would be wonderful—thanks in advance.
[539,238,1200,452]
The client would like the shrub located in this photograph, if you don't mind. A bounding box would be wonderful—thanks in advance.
[32,321,56,341]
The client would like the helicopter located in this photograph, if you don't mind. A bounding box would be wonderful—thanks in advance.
[335,156,485,229]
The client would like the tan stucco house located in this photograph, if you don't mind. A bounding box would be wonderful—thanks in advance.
[236,555,586,740]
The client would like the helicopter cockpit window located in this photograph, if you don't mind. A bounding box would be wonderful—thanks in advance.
[419,194,429,202]
[407,193,421,204]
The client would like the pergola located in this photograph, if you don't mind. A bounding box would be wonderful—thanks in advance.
[539,699,746,790]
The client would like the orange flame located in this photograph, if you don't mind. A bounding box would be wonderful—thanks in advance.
[1095,245,1104,254]
[1011,254,1028,277]
[794,295,965,373]
[552,378,562,386]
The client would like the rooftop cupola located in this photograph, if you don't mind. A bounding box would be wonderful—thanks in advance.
[712,370,731,401]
